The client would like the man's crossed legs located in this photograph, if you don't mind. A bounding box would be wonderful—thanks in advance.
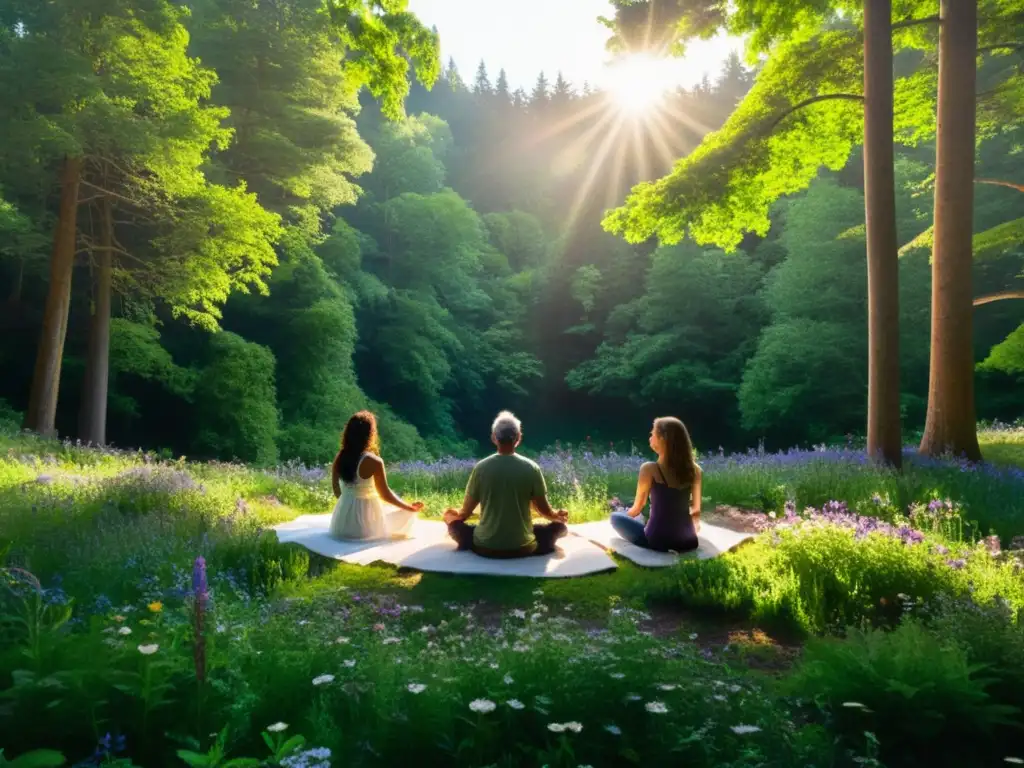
[446,520,568,558]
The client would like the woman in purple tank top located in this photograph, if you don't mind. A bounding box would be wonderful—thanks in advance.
[610,417,702,552]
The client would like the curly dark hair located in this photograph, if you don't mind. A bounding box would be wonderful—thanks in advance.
[331,411,380,497]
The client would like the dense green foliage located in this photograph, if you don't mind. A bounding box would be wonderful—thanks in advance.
[0,1,1021,464]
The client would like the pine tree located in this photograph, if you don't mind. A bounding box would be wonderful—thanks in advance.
[551,71,575,106]
[474,59,493,95]
[512,87,528,109]
[530,71,550,110]
[495,68,511,102]
[444,56,466,91]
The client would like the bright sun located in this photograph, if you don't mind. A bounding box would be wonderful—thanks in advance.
[604,53,678,115]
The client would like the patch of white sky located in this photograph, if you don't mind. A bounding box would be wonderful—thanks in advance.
[406,0,744,95]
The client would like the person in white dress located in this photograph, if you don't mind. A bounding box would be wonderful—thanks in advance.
[329,411,424,540]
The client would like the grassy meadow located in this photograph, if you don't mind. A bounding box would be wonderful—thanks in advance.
[2,423,1024,767]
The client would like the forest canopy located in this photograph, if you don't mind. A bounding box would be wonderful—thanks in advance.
[0,0,1021,465]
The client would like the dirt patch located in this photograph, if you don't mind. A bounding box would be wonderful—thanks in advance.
[705,505,776,534]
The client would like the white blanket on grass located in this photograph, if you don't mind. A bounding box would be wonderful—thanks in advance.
[568,520,754,567]
[272,516,618,578]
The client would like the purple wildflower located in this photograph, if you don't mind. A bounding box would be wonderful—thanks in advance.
[192,556,208,683]
[192,556,209,604]
[946,558,967,570]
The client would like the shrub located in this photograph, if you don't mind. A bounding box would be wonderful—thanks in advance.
[668,518,1024,635]
[0,399,21,435]
[192,333,280,466]
[787,621,1019,767]
[927,594,1024,740]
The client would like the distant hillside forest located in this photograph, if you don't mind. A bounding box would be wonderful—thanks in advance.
[1,1,1021,464]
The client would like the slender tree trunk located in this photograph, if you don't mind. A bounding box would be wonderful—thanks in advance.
[24,155,83,437]
[863,0,902,467]
[920,0,982,460]
[79,197,113,446]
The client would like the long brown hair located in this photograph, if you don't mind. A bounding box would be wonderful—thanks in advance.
[331,411,380,496]
[654,417,697,486]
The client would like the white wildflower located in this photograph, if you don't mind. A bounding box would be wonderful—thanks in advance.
[507,699,525,710]
[118,626,132,636]
[137,644,159,655]
[511,609,527,620]
[312,674,335,686]
[547,723,566,733]
[842,701,867,709]
[335,636,350,644]
[343,660,356,668]
[656,683,677,691]
[688,633,698,640]
[382,637,401,645]
[503,674,514,685]
[564,721,583,733]
[609,672,625,680]
[469,698,496,714]
[407,683,427,694]
[645,701,669,714]
[266,722,288,733]
[604,724,622,736]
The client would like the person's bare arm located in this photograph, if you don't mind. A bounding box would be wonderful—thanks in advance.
[625,463,654,517]
[690,466,702,532]
[443,493,478,524]
[531,494,568,524]
[368,457,423,512]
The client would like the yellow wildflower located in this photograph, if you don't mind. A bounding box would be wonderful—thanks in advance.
[148,601,163,613]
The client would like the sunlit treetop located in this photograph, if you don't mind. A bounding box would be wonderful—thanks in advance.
[600,0,1024,250]
[604,28,864,249]
[324,0,441,120]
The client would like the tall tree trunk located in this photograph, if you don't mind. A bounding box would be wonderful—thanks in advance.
[863,0,902,467]
[24,155,83,437]
[79,197,113,446]
[920,0,982,460]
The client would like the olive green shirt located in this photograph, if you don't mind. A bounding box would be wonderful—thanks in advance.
[467,453,546,553]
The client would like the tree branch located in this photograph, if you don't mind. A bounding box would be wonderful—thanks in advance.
[893,15,940,30]
[767,94,865,132]
[979,42,1024,54]
[79,180,143,208]
[974,290,1024,306]
[76,244,147,267]
[977,178,1024,193]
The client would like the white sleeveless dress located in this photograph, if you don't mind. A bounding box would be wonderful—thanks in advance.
[329,453,416,541]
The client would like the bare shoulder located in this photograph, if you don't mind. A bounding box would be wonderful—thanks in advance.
[639,461,658,476]
[694,464,703,478]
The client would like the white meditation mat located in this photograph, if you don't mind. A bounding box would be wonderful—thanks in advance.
[568,520,754,568]
[272,516,618,578]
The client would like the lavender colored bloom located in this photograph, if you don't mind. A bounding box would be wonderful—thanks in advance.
[946,558,967,570]
[192,556,209,602]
